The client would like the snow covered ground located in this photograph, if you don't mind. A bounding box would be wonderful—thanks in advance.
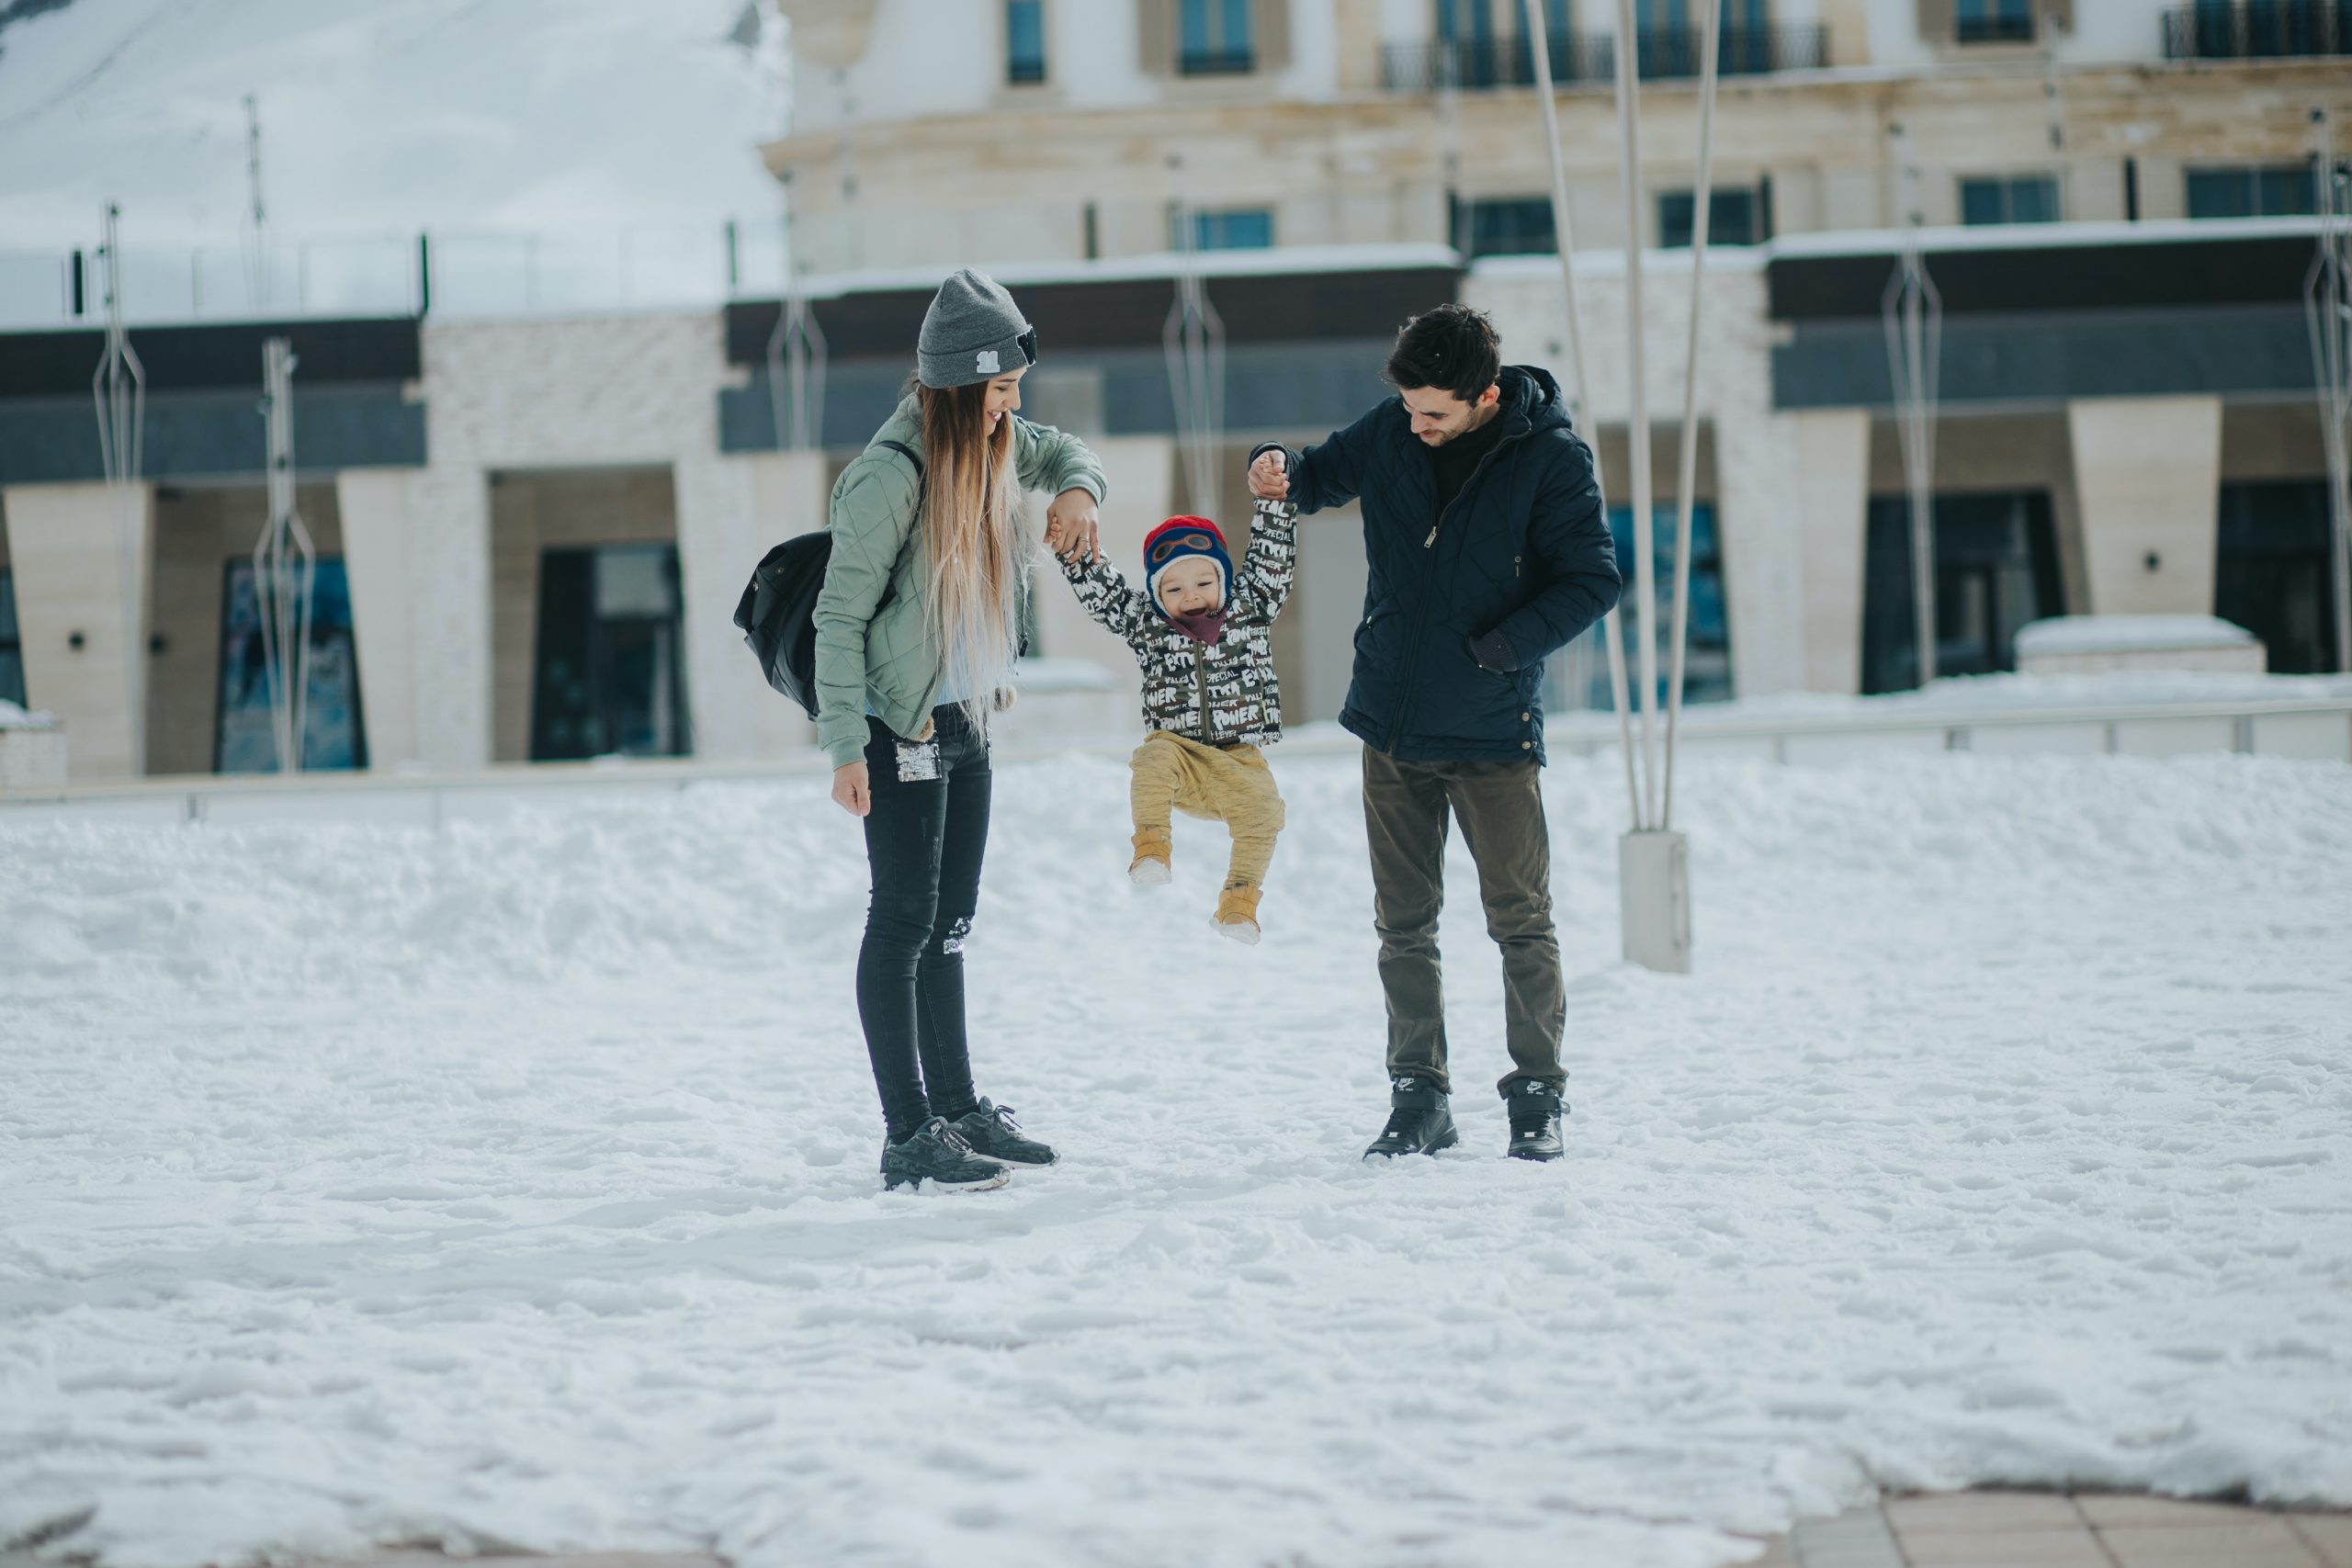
[3,747,2349,1568]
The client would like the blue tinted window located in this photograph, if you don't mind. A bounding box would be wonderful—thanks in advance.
[1180,209,1274,250]
[1180,0,1254,72]
[0,568,23,709]
[2188,164,2316,218]
[1658,188,1758,247]
[1960,175,2059,225]
[216,558,367,772]
[1006,1,1046,84]
[1458,197,1556,257]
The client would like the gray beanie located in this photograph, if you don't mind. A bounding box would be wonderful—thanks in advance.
[917,268,1037,389]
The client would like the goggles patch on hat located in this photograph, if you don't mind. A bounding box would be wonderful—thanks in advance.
[1150,531,1217,565]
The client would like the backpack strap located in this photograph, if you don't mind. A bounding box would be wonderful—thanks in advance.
[875,439,925,489]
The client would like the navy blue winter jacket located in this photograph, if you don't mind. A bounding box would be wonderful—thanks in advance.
[1286,365,1621,764]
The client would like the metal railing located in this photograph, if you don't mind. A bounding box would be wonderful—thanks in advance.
[2162,0,2352,57]
[1954,13,2038,42]
[1381,24,1829,92]
[0,220,795,331]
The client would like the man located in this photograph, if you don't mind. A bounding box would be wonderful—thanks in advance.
[1249,303,1619,1163]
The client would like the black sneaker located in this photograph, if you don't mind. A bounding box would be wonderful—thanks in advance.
[947,1099,1057,1167]
[1505,1080,1566,1162]
[880,1117,1011,1192]
[1363,1075,1459,1159]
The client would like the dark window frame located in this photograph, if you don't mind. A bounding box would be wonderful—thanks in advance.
[1179,0,1256,73]
[1860,489,2065,694]
[527,543,693,762]
[0,566,24,710]
[1959,173,2062,225]
[1954,0,2036,43]
[1173,206,1275,251]
[212,556,369,773]
[1005,0,1047,85]
[1657,186,1763,248]
[1453,194,1558,258]
[2185,161,2321,219]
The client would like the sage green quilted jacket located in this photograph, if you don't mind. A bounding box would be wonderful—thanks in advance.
[812,396,1106,769]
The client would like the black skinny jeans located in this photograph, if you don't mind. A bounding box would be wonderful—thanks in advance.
[855,708,990,1142]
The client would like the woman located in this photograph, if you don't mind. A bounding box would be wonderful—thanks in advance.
[813,267,1105,1193]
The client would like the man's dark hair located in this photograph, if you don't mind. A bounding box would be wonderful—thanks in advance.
[1384,303,1501,403]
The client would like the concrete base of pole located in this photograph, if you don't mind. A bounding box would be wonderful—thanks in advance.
[1620,829,1692,974]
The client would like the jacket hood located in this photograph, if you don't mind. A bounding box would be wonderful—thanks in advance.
[1498,364,1572,438]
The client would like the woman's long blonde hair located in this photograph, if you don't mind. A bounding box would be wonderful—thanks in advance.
[914,377,1023,729]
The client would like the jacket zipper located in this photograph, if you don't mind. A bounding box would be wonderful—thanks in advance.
[1388,423,1531,752]
[1195,649,1217,745]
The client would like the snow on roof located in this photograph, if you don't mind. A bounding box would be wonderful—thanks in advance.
[793,243,1463,300]
[2013,615,2259,656]
[0,700,58,729]
[1768,215,2326,263]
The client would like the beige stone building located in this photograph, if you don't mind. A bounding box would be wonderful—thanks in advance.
[0,0,2344,782]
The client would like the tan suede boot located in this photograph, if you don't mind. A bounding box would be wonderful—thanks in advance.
[1128,828,1172,886]
[1212,884,1261,945]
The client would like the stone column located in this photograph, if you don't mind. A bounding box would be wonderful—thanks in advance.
[2,480,153,780]
[335,469,423,770]
[1792,409,1872,694]
[1713,415,1809,697]
[405,466,495,771]
[2065,396,2223,616]
[676,451,825,761]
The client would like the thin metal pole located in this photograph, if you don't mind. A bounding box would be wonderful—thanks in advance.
[90,202,147,777]
[2307,108,2352,672]
[1612,0,1662,829]
[1883,125,1941,689]
[1663,0,1723,833]
[1521,0,1641,828]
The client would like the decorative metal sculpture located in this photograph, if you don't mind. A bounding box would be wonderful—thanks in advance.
[252,337,318,773]
[1883,128,1943,688]
[1164,169,1228,516]
[2306,108,2352,674]
[766,229,828,456]
[90,202,148,776]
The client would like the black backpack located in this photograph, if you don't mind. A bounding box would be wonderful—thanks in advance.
[733,440,922,719]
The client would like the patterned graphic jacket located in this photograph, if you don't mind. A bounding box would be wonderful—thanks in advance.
[1060,498,1298,749]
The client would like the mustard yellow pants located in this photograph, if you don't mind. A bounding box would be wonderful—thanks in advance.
[1130,730,1286,893]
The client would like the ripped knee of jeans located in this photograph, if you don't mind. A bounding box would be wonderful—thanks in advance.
[934,916,973,956]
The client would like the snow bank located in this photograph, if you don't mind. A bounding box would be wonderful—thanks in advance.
[0,698,56,728]
[2013,616,2257,656]
[1635,668,2352,727]
[2,750,2348,1568]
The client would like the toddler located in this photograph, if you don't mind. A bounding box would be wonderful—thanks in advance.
[1060,465,1297,942]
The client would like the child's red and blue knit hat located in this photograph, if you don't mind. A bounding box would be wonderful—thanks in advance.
[1143,515,1231,615]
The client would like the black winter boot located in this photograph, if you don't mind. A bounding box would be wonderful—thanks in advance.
[1505,1080,1566,1162]
[880,1117,1011,1192]
[1363,1074,1459,1159]
[947,1099,1057,1167]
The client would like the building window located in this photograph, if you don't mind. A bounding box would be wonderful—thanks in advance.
[215,558,368,773]
[2217,480,2340,673]
[1173,207,1273,250]
[1657,187,1762,247]
[1860,491,2064,693]
[0,568,24,709]
[1454,196,1556,258]
[2186,164,2320,219]
[530,544,691,761]
[1179,0,1254,73]
[1959,174,2061,225]
[1006,0,1047,84]
[1954,0,2034,43]
[1546,502,1733,711]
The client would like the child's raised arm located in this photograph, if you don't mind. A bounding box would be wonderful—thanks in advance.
[1058,548,1157,647]
[1234,495,1298,619]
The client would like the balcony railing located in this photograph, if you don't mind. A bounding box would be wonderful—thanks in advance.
[2162,0,2352,57]
[1179,48,1256,75]
[1382,25,1829,92]
[1953,13,2037,42]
